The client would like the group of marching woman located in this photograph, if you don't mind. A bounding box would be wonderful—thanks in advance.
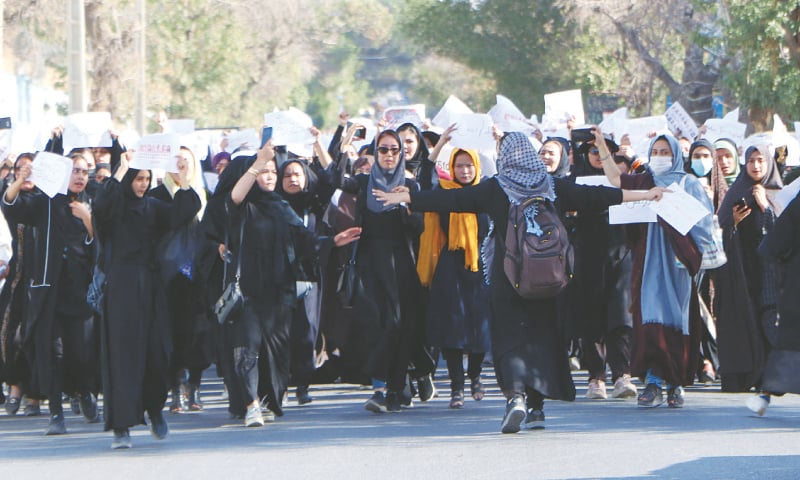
[0,110,798,447]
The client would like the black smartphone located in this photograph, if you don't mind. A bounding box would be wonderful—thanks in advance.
[570,127,594,143]
[734,197,748,209]
[354,127,367,140]
[260,126,273,148]
[0,117,11,129]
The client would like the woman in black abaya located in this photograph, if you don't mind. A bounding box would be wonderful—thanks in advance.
[94,153,200,449]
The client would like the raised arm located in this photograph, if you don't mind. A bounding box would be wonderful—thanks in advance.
[231,142,274,206]
[592,126,622,188]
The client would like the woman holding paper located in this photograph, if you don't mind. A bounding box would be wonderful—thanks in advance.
[373,132,667,433]
[593,128,715,409]
[2,153,99,435]
[93,153,200,449]
[715,145,783,393]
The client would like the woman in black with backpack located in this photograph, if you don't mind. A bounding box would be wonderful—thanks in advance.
[374,130,667,433]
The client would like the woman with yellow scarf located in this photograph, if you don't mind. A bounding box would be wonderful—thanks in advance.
[417,141,490,409]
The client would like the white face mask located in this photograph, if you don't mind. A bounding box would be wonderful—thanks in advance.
[649,156,674,175]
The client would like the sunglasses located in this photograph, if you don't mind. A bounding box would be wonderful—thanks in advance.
[590,149,599,155]
[377,146,401,155]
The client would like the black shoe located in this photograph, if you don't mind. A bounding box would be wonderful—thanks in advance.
[111,428,132,449]
[148,409,169,440]
[296,385,313,405]
[70,396,81,415]
[416,374,436,402]
[386,391,402,413]
[45,414,67,435]
[525,408,545,429]
[667,386,685,408]
[501,396,526,434]
[364,392,387,413]
[79,393,100,423]
[637,383,664,408]
[187,384,203,411]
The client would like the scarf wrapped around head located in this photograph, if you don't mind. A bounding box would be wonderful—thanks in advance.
[162,146,208,220]
[417,149,481,286]
[713,138,740,187]
[366,130,407,213]
[718,144,784,228]
[496,132,556,237]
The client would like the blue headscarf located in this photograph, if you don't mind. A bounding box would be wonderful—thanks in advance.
[496,132,556,236]
[366,130,407,213]
[648,134,686,187]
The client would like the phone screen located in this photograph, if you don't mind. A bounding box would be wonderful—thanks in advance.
[260,127,273,148]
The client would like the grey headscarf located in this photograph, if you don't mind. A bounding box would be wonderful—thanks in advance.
[366,130,407,213]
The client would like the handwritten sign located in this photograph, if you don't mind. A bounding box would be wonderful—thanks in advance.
[650,182,710,235]
[599,107,629,142]
[575,175,615,188]
[32,151,72,198]
[488,95,537,136]
[665,102,699,140]
[264,109,315,146]
[543,89,585,127]
[224,129,259,152]
[131,134,180,173]
[621,115,670,159]
[609,197,657,225]
[449,114,495,151]
[62,112,113,153]
[383,105,425,130]
[432,95,473,129]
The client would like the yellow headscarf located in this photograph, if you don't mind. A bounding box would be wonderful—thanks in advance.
[416,148,481,286]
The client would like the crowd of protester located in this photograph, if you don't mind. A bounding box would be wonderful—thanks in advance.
[0,106,798,447]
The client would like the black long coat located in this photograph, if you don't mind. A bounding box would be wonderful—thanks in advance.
[94,177,200,430]
[1,191,94,396]
[411,177,622,400]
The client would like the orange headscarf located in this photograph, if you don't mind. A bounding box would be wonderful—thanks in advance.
[416,149,481,286]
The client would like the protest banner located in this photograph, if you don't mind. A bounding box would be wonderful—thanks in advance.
[449,114,495,151]
[131,133,181,173]
[383,105,425,130]
[31,151,72,198]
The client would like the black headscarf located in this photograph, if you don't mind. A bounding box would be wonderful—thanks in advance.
[685,139,715,177]
[718,145,784,229]
[396,122,430,175]
[540,138,571,178]
[276,158,319,217]
[572,137,618,177]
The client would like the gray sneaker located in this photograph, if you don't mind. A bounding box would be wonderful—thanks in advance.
[111,429,132,449]
[525,409,545,429]
[500,397,526,434]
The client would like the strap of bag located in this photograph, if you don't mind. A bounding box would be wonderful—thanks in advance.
[235,206,245,282]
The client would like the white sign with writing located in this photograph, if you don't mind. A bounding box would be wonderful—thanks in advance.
[543,89,585,126]
[432,95,473,129]
[62,112,113,153]
[224,129,259,152]
[608,199,657,224]
[383,105,425,130]
[488,95,537,136]
[264,109,315,146]
[665,102,699,140]
[132,133,181,173]
[449,114,495,151]
[650,182,710,236]
[32,151,72,198]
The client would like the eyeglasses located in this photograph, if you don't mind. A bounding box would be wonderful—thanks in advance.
[377,146,400,155]
[590,149,599,155]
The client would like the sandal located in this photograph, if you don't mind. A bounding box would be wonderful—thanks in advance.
[470,377,485,401]
[449,391,464,409]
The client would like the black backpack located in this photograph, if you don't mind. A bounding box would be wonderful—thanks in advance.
[503,197,573,299]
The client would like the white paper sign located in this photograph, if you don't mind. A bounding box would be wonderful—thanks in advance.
[224,129,259,152]
[383,105,425,130]
[665,102,698,140]
[203,171,219,194]
[62,112,113,153]
[263,109,315,146]
[32,151,72,198]
[650,182,710,235]
[543,89,585,126]
[132,133,181,173]
[775,179,800,214]
[599,107,629,142]
[432,95,472,129]
[449,114,495,151]
[622,115,670,159]
[488,95,537,136]
[575,175,615,188]
[702,118,747,146]
[609,201,658,224]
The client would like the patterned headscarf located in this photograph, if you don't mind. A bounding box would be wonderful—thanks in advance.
[496,132,556,236]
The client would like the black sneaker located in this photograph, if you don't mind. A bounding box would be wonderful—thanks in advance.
[45,414,67,435]
[79,393,100,423]
[500,397,526,434]
[525,408,545,429]
[386,392,402,413]
[416,375,436,402]
[667,386,685,408]
[148,409,169,439]
[637,383,664,408]
[111,428,132,449]
[364,392,387,413]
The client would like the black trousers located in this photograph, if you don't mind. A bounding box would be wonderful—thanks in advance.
[442,348,484,392]
[583,326,632,382]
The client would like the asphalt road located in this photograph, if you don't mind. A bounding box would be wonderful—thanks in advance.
[2,370,800,479]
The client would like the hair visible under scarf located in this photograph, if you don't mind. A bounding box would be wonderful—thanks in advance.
[417,149,481,285]
[717,144,784,228]
[496,132,555,236]
[540,138,571,178]
[162,146,207,220]
[366,130,407,213]
[714,138,740,186]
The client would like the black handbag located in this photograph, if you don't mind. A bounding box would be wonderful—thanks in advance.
[336,240,359,308]
[214,208,245,325]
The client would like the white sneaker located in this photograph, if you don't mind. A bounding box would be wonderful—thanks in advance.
[612,374,638,399]
[746,394,770,416]
[244,405,264,427]
[586,379,607,399]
